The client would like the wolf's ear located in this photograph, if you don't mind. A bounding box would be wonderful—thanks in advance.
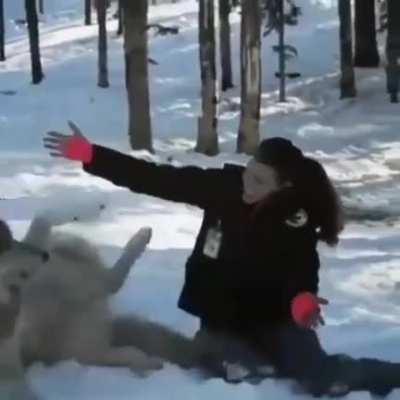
[0,220,13,254]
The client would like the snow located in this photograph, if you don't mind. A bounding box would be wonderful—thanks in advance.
[1,0,400,398]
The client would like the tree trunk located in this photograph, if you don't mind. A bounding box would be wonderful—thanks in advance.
[96,0,109,88]
[338,0,356,98]
[386,0,400,103]
[354,0,380,67]
[237,0,261,155]
[122,0,153,152]
[85,0,92,25]
[219,0,233,91]
[25,0,44,84]
[38,0,44,14]
[0,0,5,62]
[278,0,286,102]
[196,0,219,156]
[117,0,123,36]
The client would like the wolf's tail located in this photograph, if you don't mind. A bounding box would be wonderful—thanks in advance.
[111,316,222,373]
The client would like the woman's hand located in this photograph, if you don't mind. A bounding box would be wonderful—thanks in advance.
[43,121,93,164]
[291,292,328,330]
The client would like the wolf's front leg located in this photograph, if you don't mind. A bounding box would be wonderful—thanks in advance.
[22,217,53,252]
[30,195,107,233]
[23,197,107,251]
[107,227,152,294]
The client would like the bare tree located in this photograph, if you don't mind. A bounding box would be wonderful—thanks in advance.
[386,0,400,102]
[85,0,92,25]
[122,0,153,151]
[219,0,233,91]
[0,0,5,62]
[196,0,219,155]
[25,0,44,84]
[117,0,123,36]
[354,0,380,67]
[378,0,387,32]
[237,0,261,155]
[95,0,109,88]
[338,0,356,98]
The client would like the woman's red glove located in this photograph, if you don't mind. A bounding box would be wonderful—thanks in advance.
[43,121,93,164]
[291,292,328,329]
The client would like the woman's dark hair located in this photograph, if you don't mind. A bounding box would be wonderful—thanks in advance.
[290,157,344,246]
[255,138,344,246]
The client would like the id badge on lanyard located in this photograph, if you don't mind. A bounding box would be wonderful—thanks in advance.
[203,220,223,259]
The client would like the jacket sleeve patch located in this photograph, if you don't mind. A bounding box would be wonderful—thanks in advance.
[285,209,308,228]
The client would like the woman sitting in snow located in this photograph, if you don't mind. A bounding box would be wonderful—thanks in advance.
[43,123,400,398]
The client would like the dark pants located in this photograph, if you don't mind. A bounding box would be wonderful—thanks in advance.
[197,318,400,397]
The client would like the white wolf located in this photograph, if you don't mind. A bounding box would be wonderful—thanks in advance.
[0,211,226,399]
[0,213,166,399]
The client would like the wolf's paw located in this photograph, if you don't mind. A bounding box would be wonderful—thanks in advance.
[327,382,350,397]
[134,227,152,246]
[124,227,152,257]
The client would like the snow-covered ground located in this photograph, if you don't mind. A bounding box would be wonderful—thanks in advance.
[1,0,400,398]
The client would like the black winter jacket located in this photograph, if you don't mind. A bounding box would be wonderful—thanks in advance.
[83,145,320,331]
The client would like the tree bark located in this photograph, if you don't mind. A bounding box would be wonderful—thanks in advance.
[386,0,400,103]
[219,0,233,91]
[85,0,92,25]
[237,0,261,155]
[96,0,109,88]
[38,0,44,14]
[354,0,380,67]
[196,0,219,156]
[25,0,44,84]
[0,0,5,62]
[338,0,356,98]
[122,0,153,152]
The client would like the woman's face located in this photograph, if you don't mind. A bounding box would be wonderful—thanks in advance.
[242,159,283,204]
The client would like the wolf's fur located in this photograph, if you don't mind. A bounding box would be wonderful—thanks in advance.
[0,215,165,379]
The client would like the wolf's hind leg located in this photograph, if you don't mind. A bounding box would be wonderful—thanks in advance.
[77,346,163,376]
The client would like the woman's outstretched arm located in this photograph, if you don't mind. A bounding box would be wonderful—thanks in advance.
[44,122,235,209]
